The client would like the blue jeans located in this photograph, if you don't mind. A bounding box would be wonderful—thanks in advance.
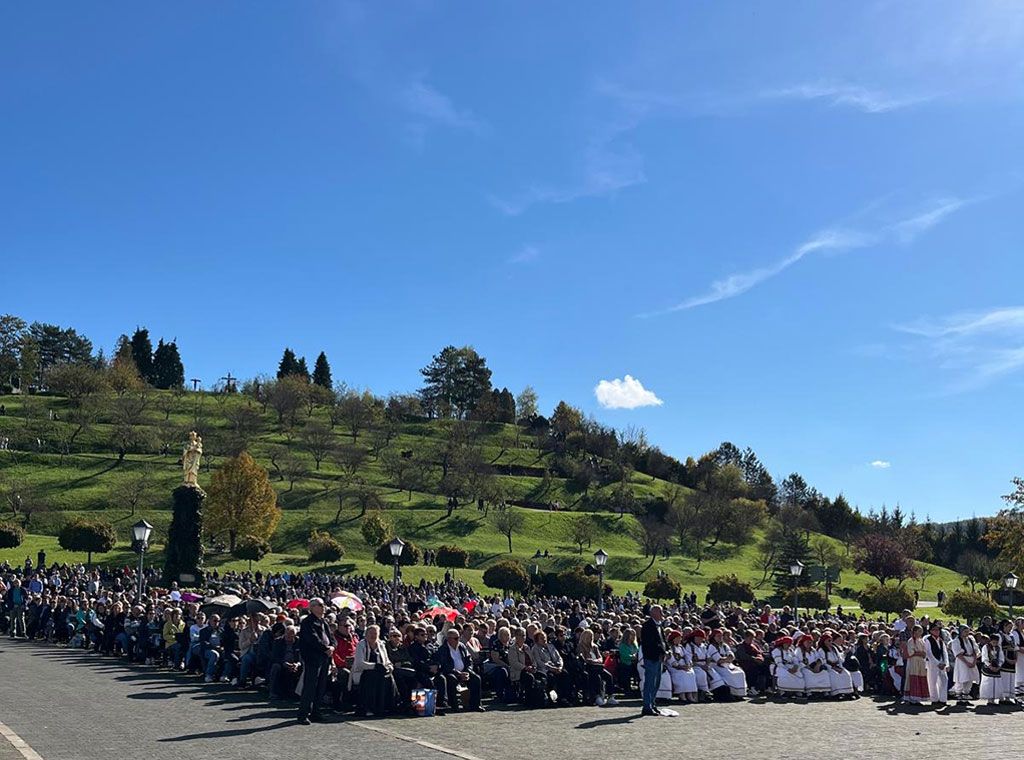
[642,658,662,711]
[205,650,220,679]
[238,651,256,684]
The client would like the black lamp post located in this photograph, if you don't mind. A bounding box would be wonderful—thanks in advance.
[131,519,154,602]
[594,549,609,614]
[1004,572,1019,618]
[389,537,405,611]
[790,560,804,624]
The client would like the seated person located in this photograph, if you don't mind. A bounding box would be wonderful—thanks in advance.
[269,625,302,700]
[435,628,485,712]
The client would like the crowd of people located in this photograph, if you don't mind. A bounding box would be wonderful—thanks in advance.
[3,552,1024,725]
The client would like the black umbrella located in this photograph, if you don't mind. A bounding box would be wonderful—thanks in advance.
[200,593,243,615]
[224,598,277,620]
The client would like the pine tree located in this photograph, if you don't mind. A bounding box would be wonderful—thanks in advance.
[295,356,310,381]
[312,351,332,388]
[771,529,812,596]
[152,339,185,390]
[277,348,298,379]
[129,328,154,384]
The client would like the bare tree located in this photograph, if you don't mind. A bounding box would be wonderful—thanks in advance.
[111,472,153,517]
[301,421,335,471]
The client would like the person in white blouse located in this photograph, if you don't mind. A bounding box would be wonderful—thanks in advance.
[666,630,698,703]
[950,626,979,705]
[923,622,950,707]
[979,634,1004,705]
[770,636,805,697]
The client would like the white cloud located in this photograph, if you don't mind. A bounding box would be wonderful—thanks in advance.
[870,460,892,469]
[594,375,663,410]
[507,245,540,264]
[893,306,1024,392]
[647,197,969,315]
[762,82,933,114]
[398,75,482,133]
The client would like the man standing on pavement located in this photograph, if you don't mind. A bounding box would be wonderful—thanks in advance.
[640,604,668,716]
[297,598,334,725]
[5,578,27,639]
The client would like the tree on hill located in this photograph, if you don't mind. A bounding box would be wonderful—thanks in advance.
[205,452,280,552]
[301,421,335,470]
[110,472,153,518]
[852,533,918,587]
[152,339,185,389]
[266,376,306,426]
[956,550,1000,593]
[107,355,145,396]
[374,540,420,566]
[312,351,332,389]
[361,512,393,548]
[45,364,108,406]
[419,345,492,419]
[436,544,469,569]
[0,314,27,387]
[295,356,310,381]
[232,535,271,571]
[858,584,915,618]
[0,521,25,549]
[941,589,1001,624]
[515,385,538,423]
[338,390,374,441]
[30,322,93,373]
[645,575,682,601]
[984,477,1024,572]
[58,518,116,566]
[129,328,154,384]
[771,527,812,596]
[277,348,299,379]
[490,505,525,553]
[564,513,597,554]
[482,560,530,594]
[308,531,343,567]
[381,449,429,501]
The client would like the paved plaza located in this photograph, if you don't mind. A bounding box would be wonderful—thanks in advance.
[3,642,1024,760]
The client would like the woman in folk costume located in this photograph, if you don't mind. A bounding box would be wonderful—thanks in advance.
[998,619,1018,704]
[770,636,805,697]
[818,632,854,698]
[979,633,1004,705]
[839,632,865,697]
[923,621,950,707]
[901,625,930,704]
[665,630,698,703]
[950,625,980,705]
[708,629,747,700]
[1014,618,1024,697]
[796,635,831,696]
[688,629,723,699]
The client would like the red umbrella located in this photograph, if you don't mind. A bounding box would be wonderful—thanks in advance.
[462,600,478,613]
[420,606,459,622]
[286,598,310,610]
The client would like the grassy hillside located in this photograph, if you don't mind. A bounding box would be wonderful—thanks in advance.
[0,389,966,604]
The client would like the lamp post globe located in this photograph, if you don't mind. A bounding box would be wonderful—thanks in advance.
[594,549,609,614]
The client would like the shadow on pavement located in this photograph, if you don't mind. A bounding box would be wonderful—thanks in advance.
[157,720,298,742]
[127,691,178,700]
[574,714,642,729]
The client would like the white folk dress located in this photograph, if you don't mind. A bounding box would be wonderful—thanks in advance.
[799,648,832,694]
[666,643,698,696]
[709,642,747,698]
[772,646,806,695]
[690,641,723,693]
[821,646,854,696]
[980,643,1003,701]
[950,635,980,697]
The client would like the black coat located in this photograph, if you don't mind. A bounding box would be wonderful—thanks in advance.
[298,614,332,662]
[434,641,475,675]
[640,617,666,661]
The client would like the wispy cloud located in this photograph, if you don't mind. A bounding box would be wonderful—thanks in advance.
[594,375,663,410]
[761,82,934,114]
[647,197,969,315]
[398,75,482,132]
[893,306,1024,392]
[870,460,892,469]
[507,245,540,265]
[489,134,645,216]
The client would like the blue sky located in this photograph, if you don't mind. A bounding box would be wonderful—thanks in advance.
[2,2,1023,522]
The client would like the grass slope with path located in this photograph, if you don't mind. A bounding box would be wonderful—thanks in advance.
[0,390,965,605]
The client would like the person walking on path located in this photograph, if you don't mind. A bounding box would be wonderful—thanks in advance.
[297,598,334,725]
[640,604,669,716]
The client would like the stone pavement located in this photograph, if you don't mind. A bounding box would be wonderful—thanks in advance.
[3,640,1024,760]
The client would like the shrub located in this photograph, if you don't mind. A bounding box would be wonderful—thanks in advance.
[942,589,1001,624]
[793,586,830,611]
[307,531,343,567]
[858,583,915,616]
[0,521,25,549]
[58,517,116,566]
[374,540,421,566]
[554,567,602,600]
[645,575,683,601]
[232,535,271,570]
[361,512,393,548]
[482,560,530,593]
[707,574,754,604]
[435,544,469,569]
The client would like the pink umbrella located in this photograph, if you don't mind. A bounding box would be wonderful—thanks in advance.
[180,592,203,603]
[329,591,364,612]
[286,598,309,610]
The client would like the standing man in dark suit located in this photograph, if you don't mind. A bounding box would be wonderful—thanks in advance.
[297,598,334,725]
[640,604,667,716]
